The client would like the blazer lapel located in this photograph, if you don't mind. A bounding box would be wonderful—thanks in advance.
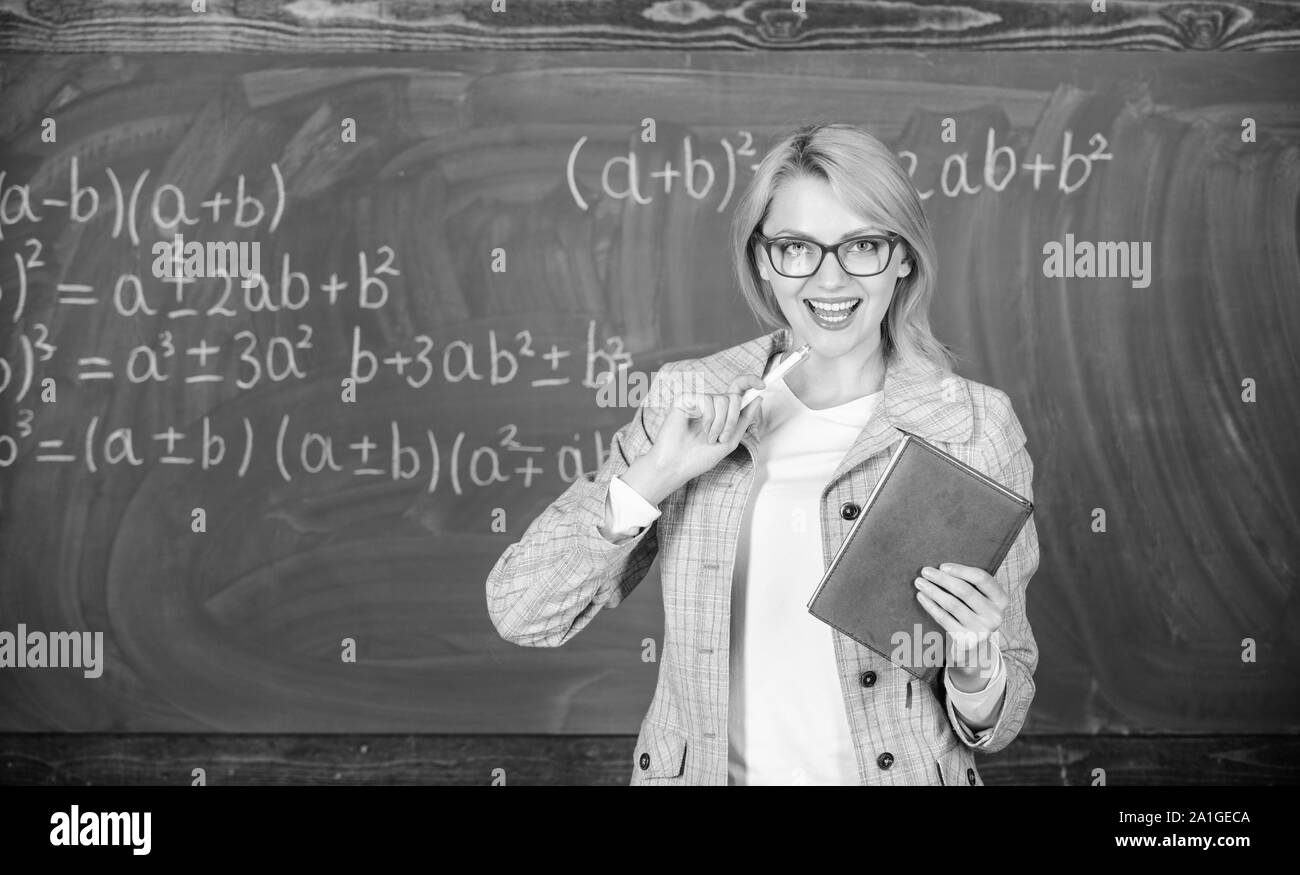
[827,356,974,485]
[695,327,975,480]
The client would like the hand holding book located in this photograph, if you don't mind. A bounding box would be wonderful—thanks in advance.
[806,430,1034,685]
[913,562,1006,689]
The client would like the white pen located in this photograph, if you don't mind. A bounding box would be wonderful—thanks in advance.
[740,343,812,410]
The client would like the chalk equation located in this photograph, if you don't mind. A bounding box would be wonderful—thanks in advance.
[0,318,631,399]
[0,239,398,324]
[0,158,286,243]
[0,151,644,512]
[0,412,615,495]
[566,127,1113,211]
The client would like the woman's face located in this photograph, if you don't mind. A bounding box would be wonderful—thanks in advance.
[753,174,910,360]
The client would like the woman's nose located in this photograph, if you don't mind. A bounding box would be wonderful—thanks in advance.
[816,249,850,286]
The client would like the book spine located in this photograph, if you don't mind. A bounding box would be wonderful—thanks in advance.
[806,434,913,609]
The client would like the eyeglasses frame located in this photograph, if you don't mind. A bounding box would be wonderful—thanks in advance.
[751,230,906,279]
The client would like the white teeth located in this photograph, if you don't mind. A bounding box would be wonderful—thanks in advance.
[808,299,857,312]
[806,299,860,323]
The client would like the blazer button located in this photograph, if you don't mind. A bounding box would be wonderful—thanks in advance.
[967,767,977,785]
[840,502,861,521]
[639,753,650,770]
[859,670,877,687]
[877,752,894,770]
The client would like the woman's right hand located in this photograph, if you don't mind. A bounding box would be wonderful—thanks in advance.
[620,374,766,505]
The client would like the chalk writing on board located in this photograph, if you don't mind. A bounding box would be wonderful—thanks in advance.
[349,321,632,389]
[567,127,1113,210]
[0,146,644,501]
[0,158,286,242]
[0,316,631,399]
[0,408,613,495]
[2,242,401,324]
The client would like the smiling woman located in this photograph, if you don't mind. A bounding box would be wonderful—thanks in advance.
[732,123,956,403]
[486,122,1041,786]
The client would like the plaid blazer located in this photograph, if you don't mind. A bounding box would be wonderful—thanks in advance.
[486,327,1040,786]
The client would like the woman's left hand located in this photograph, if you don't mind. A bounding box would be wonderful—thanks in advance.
[913,563,1007,690]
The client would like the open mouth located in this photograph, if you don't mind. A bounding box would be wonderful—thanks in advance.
[804,297,863,328]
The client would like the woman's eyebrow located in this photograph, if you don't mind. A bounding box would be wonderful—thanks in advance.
[770,227,884,240]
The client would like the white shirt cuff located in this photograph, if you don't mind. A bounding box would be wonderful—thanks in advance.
[945,637,1007,734]
[598,476,663,543]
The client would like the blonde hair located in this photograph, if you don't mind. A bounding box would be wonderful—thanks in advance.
[730,122,959,374]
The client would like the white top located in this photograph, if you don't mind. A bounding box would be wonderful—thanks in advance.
[600,373,1005,785]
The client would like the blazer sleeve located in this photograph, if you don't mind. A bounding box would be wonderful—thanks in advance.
[484,364,675,648]
[944,389,1041,754]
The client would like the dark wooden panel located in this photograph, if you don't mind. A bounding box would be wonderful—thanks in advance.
[2,734,1298,785]
[2,0,1300,52]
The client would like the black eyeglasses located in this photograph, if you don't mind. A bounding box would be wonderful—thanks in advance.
[752,230,905,278]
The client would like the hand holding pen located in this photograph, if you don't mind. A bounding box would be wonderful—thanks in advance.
[621,345,811,504]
